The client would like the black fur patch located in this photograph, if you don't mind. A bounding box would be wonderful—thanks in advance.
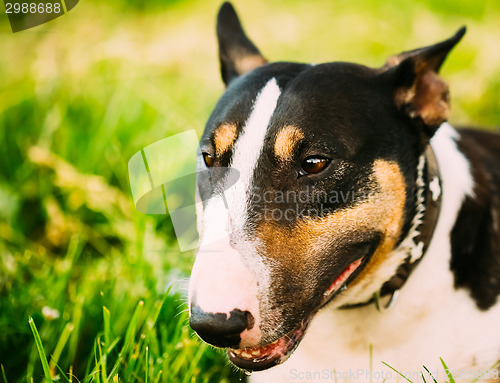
[451,129,500,310]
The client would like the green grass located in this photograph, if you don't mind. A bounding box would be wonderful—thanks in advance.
[381,358,500,383]
[381,361,454,383]
[28,317,53,383]
[0,0,499,382]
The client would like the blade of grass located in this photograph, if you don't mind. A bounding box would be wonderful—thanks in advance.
[470,359,500,383]
[95,339,102,383]
[122,300,144,355]
[105,337,121,354]
[440,358,456,383]
[49,322,74,376]
[181,342,207,383]
[369,344,373,383]
[422,365,438,383]
[1,364,8,383]
[68,295,84,365]
[54,363,71,383]
[28,317,53,383]
[148,290,170,331]
[145,346,149,383]
[381,362,413,383]
[81,337,120,383]
[107,300,144,382]
[102,307,111,382]
[123,334,143,380]
[103,307,111,348]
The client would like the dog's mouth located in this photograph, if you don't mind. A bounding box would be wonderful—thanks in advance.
[227,256,365,371]
[320,257,365,306]
[228,315,310,371]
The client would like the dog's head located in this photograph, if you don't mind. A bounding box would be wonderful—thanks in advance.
[188,2,464,371]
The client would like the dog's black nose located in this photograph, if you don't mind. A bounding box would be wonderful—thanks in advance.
[190,305,254,348]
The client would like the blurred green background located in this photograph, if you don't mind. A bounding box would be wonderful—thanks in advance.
[0,0,499,382]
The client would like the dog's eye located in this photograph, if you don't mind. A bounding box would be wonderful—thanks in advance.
[300,156,330,175]
[202,152,214,167]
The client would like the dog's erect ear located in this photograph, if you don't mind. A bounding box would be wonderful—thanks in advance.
[217,2,267,86]
[382,27,466,136]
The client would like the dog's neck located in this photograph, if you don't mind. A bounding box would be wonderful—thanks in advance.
[342,144,443,311]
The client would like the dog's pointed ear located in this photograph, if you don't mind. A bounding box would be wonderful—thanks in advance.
[382,27,466,136]
[217,2,267,86]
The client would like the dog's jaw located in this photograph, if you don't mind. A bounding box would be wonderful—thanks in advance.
[226,257,365,371]
[228,316,310,371]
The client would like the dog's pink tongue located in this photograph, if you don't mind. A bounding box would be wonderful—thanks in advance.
[324,258,363,295]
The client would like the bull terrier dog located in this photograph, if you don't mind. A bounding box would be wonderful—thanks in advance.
[188,3,500,382]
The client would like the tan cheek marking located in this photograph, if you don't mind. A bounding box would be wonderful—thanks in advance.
[255,160,407,285]
[214,123,237,157]
[274,126,305,162]
[335,159,407,292]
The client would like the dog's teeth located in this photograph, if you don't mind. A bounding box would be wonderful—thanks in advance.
[231,348,263,359]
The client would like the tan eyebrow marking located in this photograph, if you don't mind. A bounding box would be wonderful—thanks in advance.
[274,125,305,161]
[214,123,238,157]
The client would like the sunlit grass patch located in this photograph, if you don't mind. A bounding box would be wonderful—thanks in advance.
[0,144,240,382]
[27,295,240,383]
